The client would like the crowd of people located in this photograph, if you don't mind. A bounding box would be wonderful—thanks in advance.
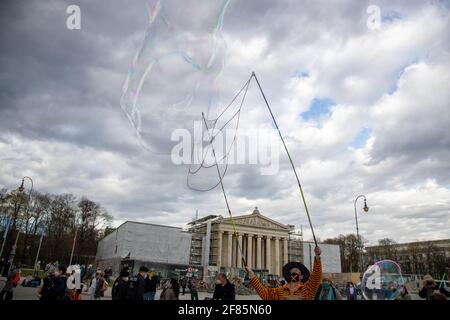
[1,248,449,301]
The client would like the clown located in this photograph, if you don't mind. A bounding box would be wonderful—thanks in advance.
[245,246,322,300]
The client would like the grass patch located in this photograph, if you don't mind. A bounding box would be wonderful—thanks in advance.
[20,268,45,278]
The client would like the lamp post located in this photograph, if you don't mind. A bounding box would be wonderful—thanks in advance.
[5,177,33,272]
[354,195,369,275]
[69,203,79,266]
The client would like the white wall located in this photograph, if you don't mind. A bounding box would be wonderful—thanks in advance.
[96,221,192,265]
[302,242,342,273]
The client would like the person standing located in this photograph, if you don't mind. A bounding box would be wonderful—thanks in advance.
[94,271,107,300]
[180,277,187,295]
[346,282,357,300]
[189,276,199,300]
[52,265,70,300]
[315,277,343,300]
[88,271,99,300]
[143,272,152,300]
[80,264,86,283]
[112,270,130,300]
[132,266,148,300]
[67,269,81,300]
[419,274,450,300]
[246,246,322,300]
[38,266,56,300]
[84,264,94,286]
[104,267,112,282]
[212,273,235,300]
[0,265,20,301]
[144,272,157,300]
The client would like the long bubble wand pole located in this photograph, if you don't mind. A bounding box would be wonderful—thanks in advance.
[201,112,247,267]
[251,72,318,247]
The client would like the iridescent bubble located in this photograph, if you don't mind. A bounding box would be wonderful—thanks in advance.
[361,260,405,300]
[120,0,232,154]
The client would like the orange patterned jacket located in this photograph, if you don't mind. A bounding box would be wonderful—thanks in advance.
[250,258,322,300]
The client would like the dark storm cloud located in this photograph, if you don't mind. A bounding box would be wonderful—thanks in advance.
[0,0,449,244]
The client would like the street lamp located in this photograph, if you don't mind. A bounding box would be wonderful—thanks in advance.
[3,177,33,273]
[354,195,369,275]
[69,203,79,267]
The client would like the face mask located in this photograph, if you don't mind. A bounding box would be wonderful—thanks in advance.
[290,273,300,283]
[323,282,331,289]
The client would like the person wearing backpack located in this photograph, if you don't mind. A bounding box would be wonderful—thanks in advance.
[0,265,20,301]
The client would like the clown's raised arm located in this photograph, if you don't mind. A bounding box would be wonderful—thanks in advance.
[305,249,323,298]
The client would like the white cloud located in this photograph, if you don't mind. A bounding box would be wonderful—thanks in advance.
[0,0,449,246]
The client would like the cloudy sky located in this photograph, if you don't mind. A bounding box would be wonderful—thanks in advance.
[0,0,449,246]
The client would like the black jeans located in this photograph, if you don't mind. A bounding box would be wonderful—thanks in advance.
[0,289,13,301]
[191,291,198,300]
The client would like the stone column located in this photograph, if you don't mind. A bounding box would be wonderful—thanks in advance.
[274,237,280,276]
[237,234,243,268]
[283,238,288,265]
[227,232,232,267]
[256,235,262,269]
[246,234,253,268]
[232,234,236,267]
[265,236,271,273]
[217,231,222,267]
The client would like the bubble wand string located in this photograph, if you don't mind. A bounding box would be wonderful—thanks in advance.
[189,72,318,248]
[201,111,247,268]
[251,72,318,247]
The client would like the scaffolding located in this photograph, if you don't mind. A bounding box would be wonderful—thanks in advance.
[288,227,304,263]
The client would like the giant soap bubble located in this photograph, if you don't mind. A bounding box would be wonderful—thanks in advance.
[120,0,232,155]
[361,260,405,300]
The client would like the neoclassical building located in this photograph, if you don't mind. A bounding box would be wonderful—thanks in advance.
[95,207,341,279]
[189,207,294,276]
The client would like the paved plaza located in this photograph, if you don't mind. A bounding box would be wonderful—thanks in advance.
[1,277,423,301]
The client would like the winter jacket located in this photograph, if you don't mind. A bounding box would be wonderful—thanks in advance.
[419,285,449,300]
[315,284,343,300]
[112,278,130,300]
[213,280,235,300]
[133,274,146,300]
[145,276,157,293]
[94,277,106,298]
[52,276,69,300]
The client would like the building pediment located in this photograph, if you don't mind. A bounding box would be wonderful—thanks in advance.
[221,211,290,231]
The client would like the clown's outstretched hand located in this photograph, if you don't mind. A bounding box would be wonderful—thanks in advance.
[314,246,321,258]
[245,266,255,279]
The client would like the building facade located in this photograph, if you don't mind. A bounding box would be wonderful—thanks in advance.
[365,239,450,277]
[96,208,342,279]
[188,208,293,276]
[189,207,342,277]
